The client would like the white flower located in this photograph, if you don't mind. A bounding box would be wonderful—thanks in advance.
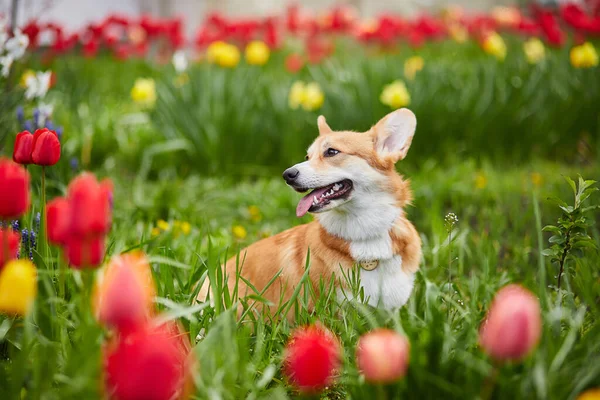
[0,55,13,77]
[37,103,54,126]
[25,71,52,99]
[172,50,188,73]
[5,29,30,60]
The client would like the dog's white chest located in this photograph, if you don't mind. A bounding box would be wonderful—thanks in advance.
[345,235,415,309]
[359,256,415,309]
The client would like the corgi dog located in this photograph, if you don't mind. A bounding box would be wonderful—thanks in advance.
[198,108,422,313]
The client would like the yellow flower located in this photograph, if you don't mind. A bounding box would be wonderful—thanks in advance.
[207,41,240,68]
[302,82,325,111]
[482,32,507,61]
[523,38,545,64]
[248,205,262,222]
[577,389,600,400]
[174,73,189,88]
[289,81,307,109]
[232,225,247,240]
[380,80,411,109]
[173,220,191,235]
[288,81,325,111]
[475,172,488,189]
[151,227,161,237]
[245,40,270,66]
[570,42,599,69]
[157,219,170,231]
[131,78,157,107]
[404,56,424,81]
[530,172,543,187]
[20,69,36,88]
[0,260,37,316]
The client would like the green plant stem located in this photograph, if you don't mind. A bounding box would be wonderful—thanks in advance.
[39,166,50,266]
[480,364,500,400]
[556,223,572,291]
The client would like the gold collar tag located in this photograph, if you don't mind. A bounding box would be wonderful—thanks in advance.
[359,260,379,271]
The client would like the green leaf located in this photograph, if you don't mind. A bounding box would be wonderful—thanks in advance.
[564,176,577,195]
[541,249,555,257]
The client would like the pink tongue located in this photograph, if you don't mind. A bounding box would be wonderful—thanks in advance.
[296,186,330,217]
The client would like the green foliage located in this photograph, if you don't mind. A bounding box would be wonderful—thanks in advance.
[542,176,598,291]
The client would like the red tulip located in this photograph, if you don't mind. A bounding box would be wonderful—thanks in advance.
[46,197,69,245]
[0,228,20,268]
[31,128,61,166]
[66,236,106,269]
[285,53,304,73]
[83,39,99,57]
[283,324,341,393]
[93,252,157,333]
[67,173,113,237]
[0,158,30,219]
[104,321,193,400]
[479,284,542,361]
[356,329,410,383]
[13,131,34,165]
[46,173,113,268]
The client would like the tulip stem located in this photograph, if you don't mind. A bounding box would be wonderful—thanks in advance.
[480,364,499,400]
[39,166,50,267]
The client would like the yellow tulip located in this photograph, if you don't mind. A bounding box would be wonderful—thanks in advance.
[523,38,545,64]
[207,41,240,68]
[130,78,157,107]
[288,81,307,110]
[380,80,411,109]
[302,82,325,111]
[245,41,270,66]
[404,56,424,81]
[570,42,599,69]
[577,388,600,400]
[232,225,247,240]
[0,260,37,316]
[482,33,507,61]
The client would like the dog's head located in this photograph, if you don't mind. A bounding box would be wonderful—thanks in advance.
[283,108,416,218]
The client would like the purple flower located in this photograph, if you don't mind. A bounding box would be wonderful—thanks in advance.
[16,106,24,122]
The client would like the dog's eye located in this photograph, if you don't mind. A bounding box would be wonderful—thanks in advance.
[305,155,309,161]
[324,148,340,157]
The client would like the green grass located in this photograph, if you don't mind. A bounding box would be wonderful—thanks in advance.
[1,157,598,399]
[0,36,599,399]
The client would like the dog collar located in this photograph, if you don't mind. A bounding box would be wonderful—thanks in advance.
[359,260,379,271]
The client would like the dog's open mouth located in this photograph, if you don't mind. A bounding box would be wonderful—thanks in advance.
[296,179,353,217]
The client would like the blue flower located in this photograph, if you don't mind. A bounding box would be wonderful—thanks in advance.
[56,127,63,141]
[16,106,24,122]
[11,220,19,232]
[23,120,33,132]
[70,157,79,171]
[33,108,40,128]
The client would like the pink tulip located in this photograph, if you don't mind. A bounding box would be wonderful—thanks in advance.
[356,329,410,383]
[479,284,542,361]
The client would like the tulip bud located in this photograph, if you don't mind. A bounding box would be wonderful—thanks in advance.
[0,260,37,316]
[356,329,410,383]
[283,324,341,393]
[0,228,20,268]
[68,173,113,237]
[13,131,34,165]
[46,197,69,245]
[104,321,193,400]
[31,128,61,166]
[479,284,542,361]
[93,252,156,333]
[0,158,30,219]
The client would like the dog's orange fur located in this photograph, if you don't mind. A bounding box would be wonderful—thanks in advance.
[197,111,421,315]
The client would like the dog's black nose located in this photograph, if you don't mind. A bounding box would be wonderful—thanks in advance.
[283,167,300,183]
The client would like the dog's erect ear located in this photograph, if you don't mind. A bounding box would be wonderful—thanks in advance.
[317,115,332,135]
[373,108,416,162]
